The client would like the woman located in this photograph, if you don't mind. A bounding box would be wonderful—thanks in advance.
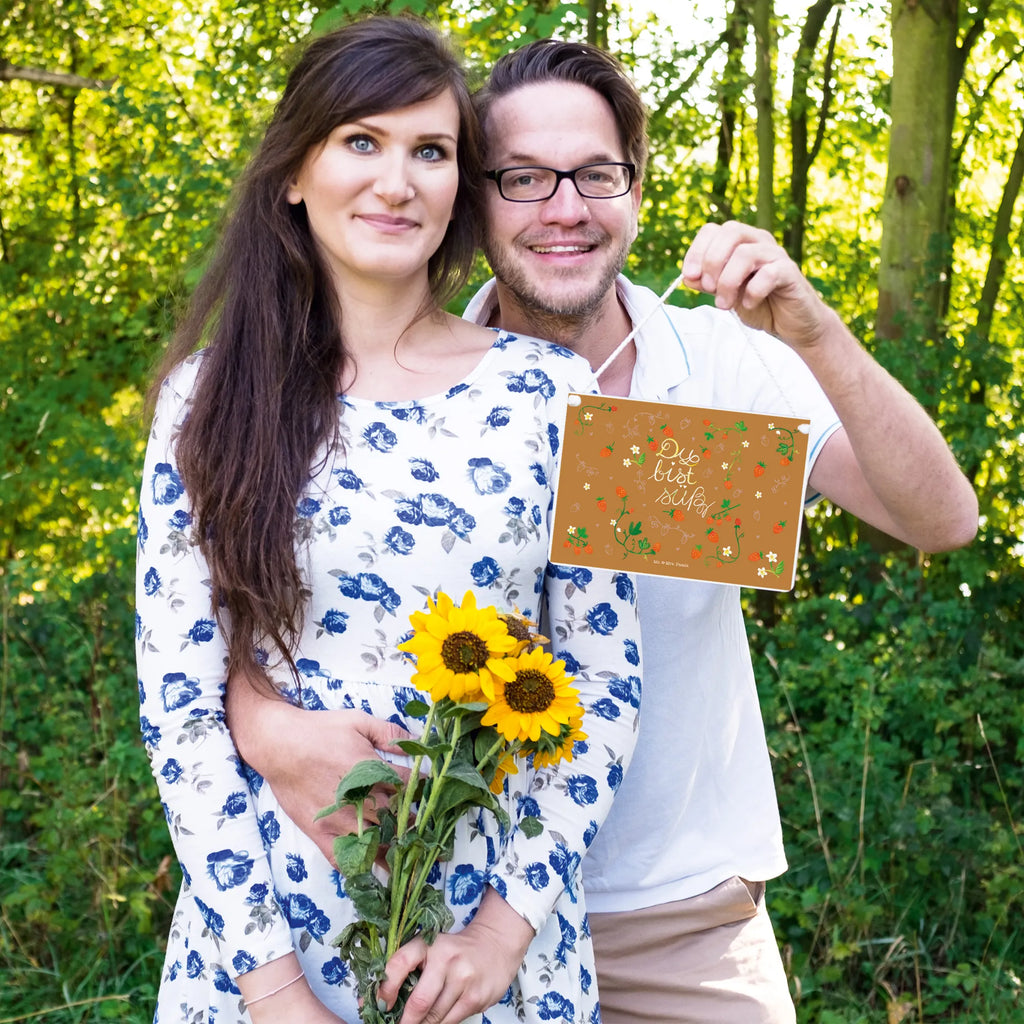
[136,17,640,1024]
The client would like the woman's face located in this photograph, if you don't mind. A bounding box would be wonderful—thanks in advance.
[288,89,461,293]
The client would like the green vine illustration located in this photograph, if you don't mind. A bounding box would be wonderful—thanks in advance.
[605,489,658,560]
[574,399,618,435]
[703,522,744,567]
[769,422,800,465]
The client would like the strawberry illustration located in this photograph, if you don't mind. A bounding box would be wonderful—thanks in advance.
[597,499,607,511]
[707,528,719,543]
[773,520,786,534]
[754,462,765,477]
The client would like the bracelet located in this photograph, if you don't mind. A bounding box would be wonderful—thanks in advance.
[242,970,305,1008]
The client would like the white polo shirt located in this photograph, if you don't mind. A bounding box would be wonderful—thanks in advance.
[464,275,841,912]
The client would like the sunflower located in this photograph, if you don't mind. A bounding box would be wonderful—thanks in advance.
[498,608,549,654]
[398,590,517,701]
[531,711,588,769]
[488,749,520,795]
[480,646,581,743]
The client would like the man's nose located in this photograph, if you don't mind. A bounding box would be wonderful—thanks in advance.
[538,176,590,224]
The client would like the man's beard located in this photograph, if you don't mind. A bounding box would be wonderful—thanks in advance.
[483,230,631,333]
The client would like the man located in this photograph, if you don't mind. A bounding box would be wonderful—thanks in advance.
[227,39,977,1024]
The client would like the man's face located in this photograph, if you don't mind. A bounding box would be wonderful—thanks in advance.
[482,81,641,323]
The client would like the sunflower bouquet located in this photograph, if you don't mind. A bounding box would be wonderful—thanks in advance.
[319,590,586,1024]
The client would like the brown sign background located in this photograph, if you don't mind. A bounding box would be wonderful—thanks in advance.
[550,394,811,590]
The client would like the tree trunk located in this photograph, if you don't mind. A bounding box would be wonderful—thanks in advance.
[785,0,839,262]
[877,0,959,346]
[750,0,775,230]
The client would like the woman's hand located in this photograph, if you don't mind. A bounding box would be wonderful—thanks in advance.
[378,888,535,1024]
[235,954,348,1024]
[225,674,411,865]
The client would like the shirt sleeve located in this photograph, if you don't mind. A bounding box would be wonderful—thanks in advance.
[488,373,642,933]
[135,358,295,975]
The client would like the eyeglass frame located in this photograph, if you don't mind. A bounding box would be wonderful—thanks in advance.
[484,162,637,203]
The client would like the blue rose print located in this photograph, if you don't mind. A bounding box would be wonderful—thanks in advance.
[161,672,201,712]
[537,993,575,1021]
[213,968,239,994]
[245,882,269,906]
[585,602,618,636]
[517,795,541,819]
[590,697,621,721]
[168,509,191,530]
[395,496,423,525]
[530,462,547,485]
[614,573,636,603]
[420,493,455,526]
[447,508,476,539]
[409,458,439,482]
[384,526,415,555]
[583,820,599,848]
[566,775,599,807]
[160,758,184,784]
[287,853,308,883]
[281,892,331,940]
[553,913,577,965]
[297,497,321,519]
[328,505,351,527]
[195,898,225,937]
[322,958,350,986]
[446,382,469,399]
[221,791,247,817]
[363,421,398,452]
[320,609,349,635]
[186,950,205,979]
[504,496,526,516]
[232,951,257,974]
[524,863,550,891]
[333,467,364,491]
[140,716,161,747]
[580,964,592,994]
[559,651,581,674]
[608,762,624,790]
[624,638,640,666]
[549,564,593,588]
[448,864,486,905]
[136,508,148,547]
[547,421,560,456]
[143,567,162,596]
[467,457,511,495]
[485,406,511,428]
[531,503,543,525]
[187,619,216,644]
[471,556,501,587]
[389,403,427,423]
[151,462,184,504]
[207,849,254,891]
[609,674,642,709]
[257,811,281,846]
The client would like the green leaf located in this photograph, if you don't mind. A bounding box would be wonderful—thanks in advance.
[519,816,544,839]
[334,829,381,878]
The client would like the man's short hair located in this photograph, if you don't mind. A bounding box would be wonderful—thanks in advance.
[475,39,649,183]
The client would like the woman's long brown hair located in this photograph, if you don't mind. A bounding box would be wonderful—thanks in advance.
[148,16,484,683]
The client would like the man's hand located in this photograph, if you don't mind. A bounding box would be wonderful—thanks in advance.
[225,675,411,865]
[378,888,534,1024]
[682,220,835,350]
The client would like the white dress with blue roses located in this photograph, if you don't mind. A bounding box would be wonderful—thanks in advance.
[136,331,642,1024]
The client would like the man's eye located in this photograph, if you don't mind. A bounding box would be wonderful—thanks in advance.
[511,173,538,187]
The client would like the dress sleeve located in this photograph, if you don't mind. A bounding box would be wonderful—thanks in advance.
[135,359,295,975]
[490,376,642,934]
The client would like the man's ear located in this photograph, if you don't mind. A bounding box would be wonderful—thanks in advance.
[629,179,643,243]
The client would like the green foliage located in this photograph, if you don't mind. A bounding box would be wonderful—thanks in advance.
[2,0,1023,1021]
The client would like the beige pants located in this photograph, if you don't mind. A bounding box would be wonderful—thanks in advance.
[590,876,796,1023]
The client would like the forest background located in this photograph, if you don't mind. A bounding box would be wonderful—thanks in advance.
[1,0,1022,1020]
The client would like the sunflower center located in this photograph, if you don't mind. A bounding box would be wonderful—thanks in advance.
[441,631,490,673]
[506,669,556,713]
[500,614,533,645]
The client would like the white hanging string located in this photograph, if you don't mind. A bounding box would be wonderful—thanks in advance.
[583,268,687,390]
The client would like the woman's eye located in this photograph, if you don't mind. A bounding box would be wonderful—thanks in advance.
[346,134,376,153]
[418,143,448,162]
